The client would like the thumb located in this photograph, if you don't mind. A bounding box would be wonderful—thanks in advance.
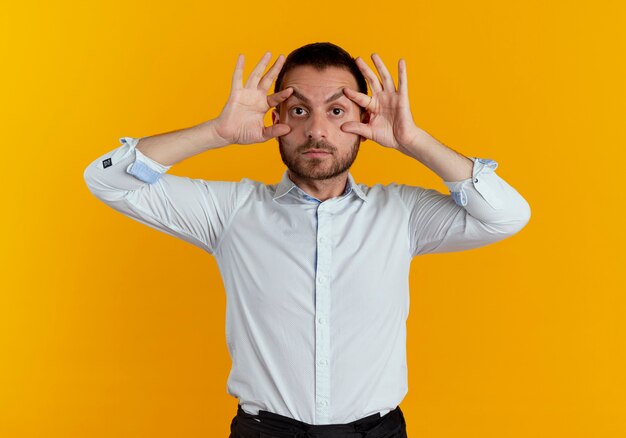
[341,121,370,139]
[262,123,291,141]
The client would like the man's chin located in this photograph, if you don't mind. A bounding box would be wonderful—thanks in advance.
[278,137,360,181]
[290,170,333,181]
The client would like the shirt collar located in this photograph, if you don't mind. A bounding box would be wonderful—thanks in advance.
[272,169,368,203]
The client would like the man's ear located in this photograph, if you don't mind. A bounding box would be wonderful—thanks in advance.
[272,108,279,125]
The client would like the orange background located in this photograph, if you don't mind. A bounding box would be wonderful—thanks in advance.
[2,0,625,436]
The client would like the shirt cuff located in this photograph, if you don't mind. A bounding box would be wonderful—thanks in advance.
[443,157,503,209]
[120,136,172,184]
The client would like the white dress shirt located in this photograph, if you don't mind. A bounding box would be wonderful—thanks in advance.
[83,136,531,425]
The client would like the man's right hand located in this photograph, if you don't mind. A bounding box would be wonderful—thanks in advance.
[213,52,294,146]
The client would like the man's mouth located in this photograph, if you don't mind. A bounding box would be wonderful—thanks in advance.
[303,149,332,156]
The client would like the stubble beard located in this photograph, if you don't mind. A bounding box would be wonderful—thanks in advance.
[278,137,360,181]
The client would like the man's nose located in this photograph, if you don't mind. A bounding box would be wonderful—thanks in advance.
[306,112,329,140]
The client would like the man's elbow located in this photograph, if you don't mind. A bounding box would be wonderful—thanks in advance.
[83,164,100,195]
[83,163,129,203]
[495,198,532,237]
[83,164,105,198]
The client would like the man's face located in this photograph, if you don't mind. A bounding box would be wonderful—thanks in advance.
[272,65,366,181]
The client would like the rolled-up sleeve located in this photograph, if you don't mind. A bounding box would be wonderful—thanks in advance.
[397,157,531,256]
[83,136,253,254]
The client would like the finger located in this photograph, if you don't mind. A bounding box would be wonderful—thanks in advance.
[230,54,244,92]
[398,58,409,104]
[355,56,383,93]
[245,51,272,89]
[267,87,294,108]
[342,87,371,109]
[398,59,408,95]
[258,54,286,91]
[371,53,396,92]
[340,121,372,140]
[262,123,291,141]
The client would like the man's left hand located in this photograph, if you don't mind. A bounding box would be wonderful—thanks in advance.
[340,53,422,157]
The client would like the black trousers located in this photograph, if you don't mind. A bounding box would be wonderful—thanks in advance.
[229,404,408,438]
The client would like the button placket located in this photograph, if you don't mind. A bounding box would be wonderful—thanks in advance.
[314,204,332,423]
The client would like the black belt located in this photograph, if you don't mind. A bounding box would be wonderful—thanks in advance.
[232,404,406,438]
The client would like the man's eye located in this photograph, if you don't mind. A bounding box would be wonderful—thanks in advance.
[289,107,344,117]
[291,107,307,116]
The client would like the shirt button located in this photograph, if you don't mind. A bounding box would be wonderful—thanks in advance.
[318,359,328,366]
[319,236,327,243]
[318,276,327,284]
[318,400,328,406]
[318,317,326,324]
[474,178,479,183]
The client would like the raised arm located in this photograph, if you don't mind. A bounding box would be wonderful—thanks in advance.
[83,51,294,254]
[133,51,294,167]
[341,53,531,256]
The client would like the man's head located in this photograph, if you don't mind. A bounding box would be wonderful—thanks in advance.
[271,42,369,181]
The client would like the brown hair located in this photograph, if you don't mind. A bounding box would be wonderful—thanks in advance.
[274,42,368,112]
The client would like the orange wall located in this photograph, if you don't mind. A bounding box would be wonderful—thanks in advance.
[1,0,625,436]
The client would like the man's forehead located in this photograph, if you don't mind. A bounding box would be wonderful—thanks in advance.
[281,65,358,90]
[288,87,347,105]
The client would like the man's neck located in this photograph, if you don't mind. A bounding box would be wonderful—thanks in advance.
[288,170,349,202]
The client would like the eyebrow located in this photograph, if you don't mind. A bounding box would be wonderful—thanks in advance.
[288,88,347,105]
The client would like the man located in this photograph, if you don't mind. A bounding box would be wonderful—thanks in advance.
[83,42,531,437]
